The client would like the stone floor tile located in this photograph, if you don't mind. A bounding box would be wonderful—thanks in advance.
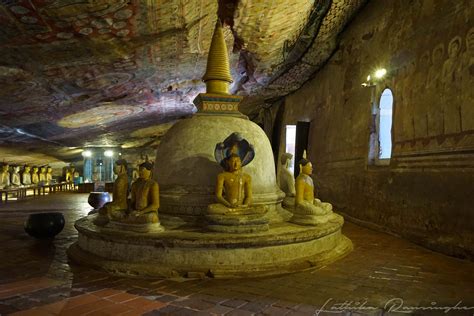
[0,194,473,316]
[221,298,250,308]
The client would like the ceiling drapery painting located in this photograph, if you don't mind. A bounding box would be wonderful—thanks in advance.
[0,0,366,160]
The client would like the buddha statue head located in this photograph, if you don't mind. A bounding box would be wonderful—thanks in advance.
[299,151,313,176]
[2,163,9,173]
[13,166,20,173]
[138,161,153,180]
[40,166,47,174]
[226,154,242,172]
[32,166,39,174]
[114,159,128,175]
[281,153,293,168]
[47,166,52,174]
[24,165,31,173]
[299,159,312,176]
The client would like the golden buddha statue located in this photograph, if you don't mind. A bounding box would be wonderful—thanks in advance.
[66,166,78,182]
[208,154,253,214]
[122,161,160,224]
[46,166,53,184]
[31,166,39,185]
[278,153,296,209]
[207,133,268,233]
[11,166,21,187]
[94,159,129,226]
[291,151,333,225]
[22,165,32,186]
[39,166,47,184]
[208,133,257,215]
[1,163,11,189]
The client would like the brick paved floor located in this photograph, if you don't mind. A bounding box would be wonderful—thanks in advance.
[0,193,473,315]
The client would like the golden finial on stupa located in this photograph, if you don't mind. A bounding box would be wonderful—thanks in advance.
[202,19,233,95]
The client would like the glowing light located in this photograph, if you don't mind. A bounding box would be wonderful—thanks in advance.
[104,150,114,157]
[366,75,371,81]
[375,68,387,79]
[82,150,92,157]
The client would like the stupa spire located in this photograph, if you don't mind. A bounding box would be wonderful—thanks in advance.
[202,19,233,94]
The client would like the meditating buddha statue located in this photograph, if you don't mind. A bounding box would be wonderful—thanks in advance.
[46,166,53,184]
[39,166,47,184]
[207,133,268,233]
[291,151,333,225]
[0,163,11,189]
[22,165,32,186]
[31,166,39,185]
[94,159,129,226]
[11,166,21,187]
[124,161,160,224]
[66,166,78,182]
[278,153,296,209]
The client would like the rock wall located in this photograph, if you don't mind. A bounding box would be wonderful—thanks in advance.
[280,0,474,259]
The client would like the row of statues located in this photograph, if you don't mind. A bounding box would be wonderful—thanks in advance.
[0,164,54,189]
[93,132,333,232]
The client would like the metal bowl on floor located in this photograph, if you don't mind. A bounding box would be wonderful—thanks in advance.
[88,192,111,209]
[24,212,65,239]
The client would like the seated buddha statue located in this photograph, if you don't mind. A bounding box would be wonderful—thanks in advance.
[31,166,40,185]
[94,159,129,226]
[46,166,53,184]
[291,152,333,225]
[208,154,254,215]
[39,166,47,184]
[0,163,10,189]
[278,153,296,209]
[10,166,21,187]
[22,165,32,186]
[120,161,160,225]
[65,166,78,182]
[207,133,268,233]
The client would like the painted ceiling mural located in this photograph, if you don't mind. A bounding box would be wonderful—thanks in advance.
[0,0,366,161]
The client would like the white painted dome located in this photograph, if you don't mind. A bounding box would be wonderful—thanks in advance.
[154,114,285,222]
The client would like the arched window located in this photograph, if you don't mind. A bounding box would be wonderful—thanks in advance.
[378,88,393,160]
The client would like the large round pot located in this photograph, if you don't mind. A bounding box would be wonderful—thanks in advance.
[24,212,65,239]
[88,192,111,209]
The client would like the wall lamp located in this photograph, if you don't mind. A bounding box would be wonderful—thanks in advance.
[361,68,387,87]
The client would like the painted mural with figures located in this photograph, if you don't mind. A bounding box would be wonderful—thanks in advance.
[0,0,368,160]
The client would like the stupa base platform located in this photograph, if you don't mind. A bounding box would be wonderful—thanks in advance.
[67,213,352,279]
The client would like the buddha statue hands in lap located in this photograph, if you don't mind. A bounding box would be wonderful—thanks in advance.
[291,151,333,225]
[123,161,160,224]
[31,166,39,185]
[0,163,11,189]
[22,165,32,186]
[94,159,129,226]
[209,154,253,214]
[278,153,296,209]
[11,166,21,187]
[46,166,53,184]
[208,133,266,215]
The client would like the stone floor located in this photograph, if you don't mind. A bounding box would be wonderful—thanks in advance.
[0,193,473,316]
